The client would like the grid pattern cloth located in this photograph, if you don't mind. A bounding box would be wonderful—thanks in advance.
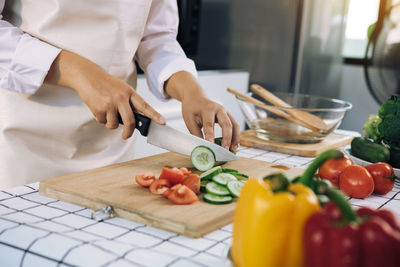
[0,145,399,267]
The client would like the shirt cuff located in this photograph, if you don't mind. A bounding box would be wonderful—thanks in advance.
[0,34,61,94]
[145,56,198,101]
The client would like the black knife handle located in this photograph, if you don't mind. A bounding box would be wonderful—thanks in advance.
[118,112,151,136]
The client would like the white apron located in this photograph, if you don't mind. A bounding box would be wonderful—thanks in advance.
[0,0,152,189]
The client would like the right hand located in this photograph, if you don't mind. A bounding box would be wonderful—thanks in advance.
[45,50,166,139]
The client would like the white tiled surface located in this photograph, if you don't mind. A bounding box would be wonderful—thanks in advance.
[0,143,399,267]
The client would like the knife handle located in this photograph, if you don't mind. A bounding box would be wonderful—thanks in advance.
[118,112,151,136]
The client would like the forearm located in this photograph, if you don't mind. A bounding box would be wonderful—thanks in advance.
[164,71,206,102]
[44,50,100,91]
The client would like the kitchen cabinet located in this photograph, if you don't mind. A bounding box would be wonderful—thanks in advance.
[130,70,249,159]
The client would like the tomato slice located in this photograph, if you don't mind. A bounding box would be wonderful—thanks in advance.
[179,167,192,176]
[168,185,199,205]
[135,172,156,187]
[162,189,172,198]
[182,174,200,194]
[149,179,171,195]
[159,168,185,185]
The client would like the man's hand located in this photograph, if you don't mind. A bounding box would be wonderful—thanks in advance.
[165,71,240,152]
[45,50,166,139]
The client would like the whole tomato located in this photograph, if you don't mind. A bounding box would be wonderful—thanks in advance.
[365,163,395,195]
[318,156,353,187]
[339,165,374,199]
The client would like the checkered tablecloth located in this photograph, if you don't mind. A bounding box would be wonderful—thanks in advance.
[1,142,399,266]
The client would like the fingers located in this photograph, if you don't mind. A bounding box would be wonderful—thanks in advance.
[216,110,233,150]
[118,101,136,139]
[131,93,166,125]
[105,108,119,129]
[185,115,204,138]
[202,111,215,142]
[228,112,240,152]
[94,111,106,124]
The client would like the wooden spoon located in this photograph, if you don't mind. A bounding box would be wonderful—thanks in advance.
[250,84,329,131]
[227,88,321,132]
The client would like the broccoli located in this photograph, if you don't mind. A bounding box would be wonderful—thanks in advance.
[378,95,400,146]
[363,114,381,143]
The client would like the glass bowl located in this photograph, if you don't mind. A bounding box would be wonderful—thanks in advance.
[236,92,352,144]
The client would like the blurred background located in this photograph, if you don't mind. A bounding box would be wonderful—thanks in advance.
[175,0,400,133]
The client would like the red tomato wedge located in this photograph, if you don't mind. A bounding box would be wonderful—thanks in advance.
[135,172,156,187]
[149,179,171,195]
[179,167,192,176]
[162,189,172,198]
[159,167,185,185]
[182,174,200,194]
[163,184,183,198]
[168,185,199,205]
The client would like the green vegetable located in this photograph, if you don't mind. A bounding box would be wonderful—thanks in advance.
[227,181,244,198]
[351,137,390,163]
[388,142,400,168]
[212,173,237,186]
[363,114,382,143]
[378,95,400,146]
[200,166,222,180]
[206,181,231,196]
[203,193,233,204]
[191,146,216,171]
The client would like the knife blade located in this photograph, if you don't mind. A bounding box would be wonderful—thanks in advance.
[119,112,239,162]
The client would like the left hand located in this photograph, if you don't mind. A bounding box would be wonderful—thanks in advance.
[165,71,240,152]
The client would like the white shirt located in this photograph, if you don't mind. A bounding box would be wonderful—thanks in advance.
[0,0,197,99]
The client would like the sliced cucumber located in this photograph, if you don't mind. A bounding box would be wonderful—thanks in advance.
[191,146,216,172]
[203,193,233,204]
[221,168,239,173]
[200,180,209,193]
[227,181,244,198]
[206,181,230,196]
[212,173,237,186]
[233,173,249,179]
[200,166,222,180]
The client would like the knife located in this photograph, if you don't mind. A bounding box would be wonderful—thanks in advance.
[119,112,239,162]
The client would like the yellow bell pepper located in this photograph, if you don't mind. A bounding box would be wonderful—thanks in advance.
[232,178,320,267]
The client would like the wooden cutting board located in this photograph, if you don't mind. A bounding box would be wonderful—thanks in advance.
[39,152,303,238]
[240,130,353,157]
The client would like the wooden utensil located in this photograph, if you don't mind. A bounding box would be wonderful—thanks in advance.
[250,84,329,131]
[227,88,321,132]
[39,152,304,237]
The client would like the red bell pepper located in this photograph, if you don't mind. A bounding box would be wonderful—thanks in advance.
[304,187,400,267]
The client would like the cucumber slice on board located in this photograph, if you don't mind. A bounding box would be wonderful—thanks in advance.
[233,173,249,179]
[206,182,231,196]
[221,168,239,173]
[191,146,216,172]
[200,180,209,192]
[203,193,233,204]
[227,181,244,198]
[212,173,237,186]
[200,166,222,180]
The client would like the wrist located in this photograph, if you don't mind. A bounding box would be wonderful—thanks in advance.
[165,71,206,102]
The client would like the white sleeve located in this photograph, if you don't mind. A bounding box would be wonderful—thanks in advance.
[136,0,198,101]
[0,1,61,94]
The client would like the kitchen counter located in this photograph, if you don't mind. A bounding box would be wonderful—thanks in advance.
[1,133,399,267]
